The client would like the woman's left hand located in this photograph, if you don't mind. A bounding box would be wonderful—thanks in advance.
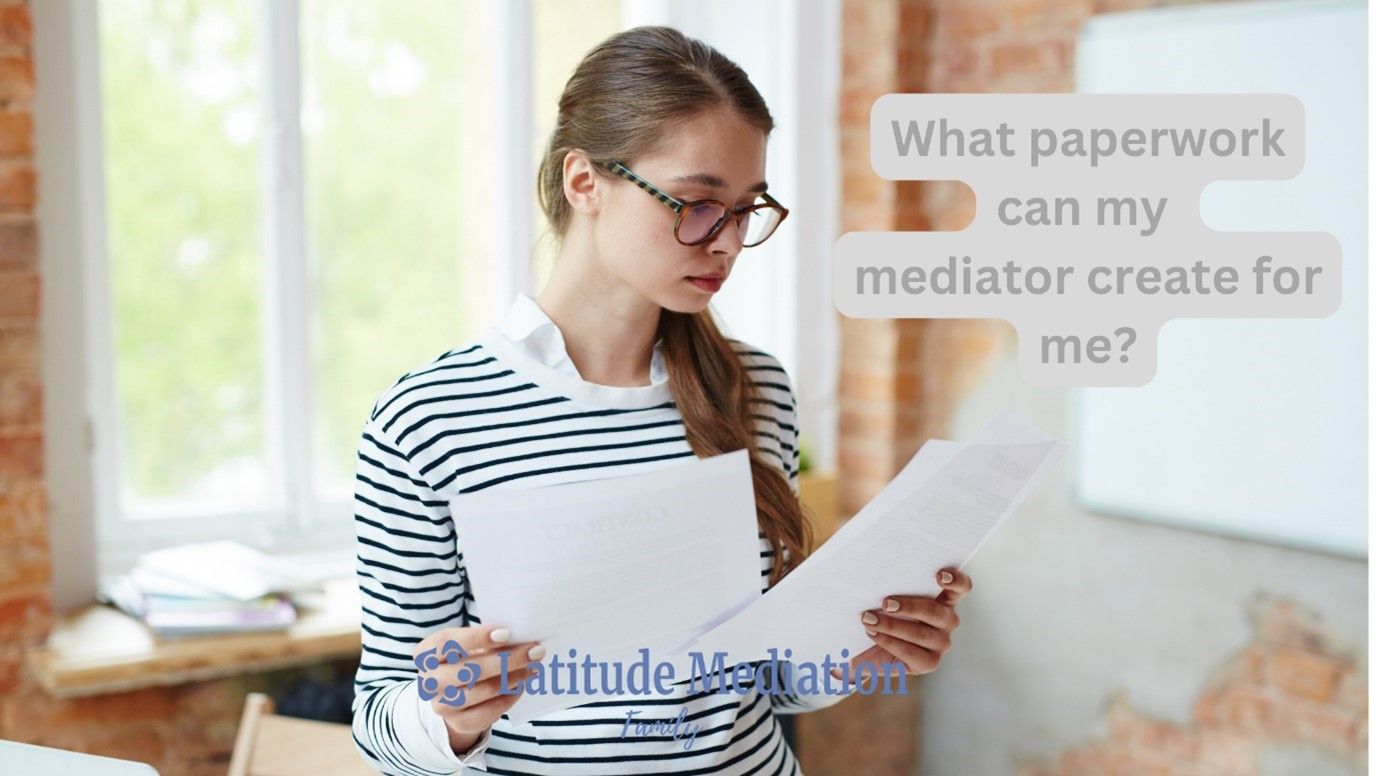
[831,566,972,681]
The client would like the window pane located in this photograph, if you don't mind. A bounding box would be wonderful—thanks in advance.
[530,0,622,285]
[99,0,271,511]
[302,0,497,496]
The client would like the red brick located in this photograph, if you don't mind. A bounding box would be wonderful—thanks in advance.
[70,726,168,769]
[842,0,896,39]
[840,320,901,363]
[0,215,35,267]
[935,42,978,79]
[843,169,889,208]
[840,371,897,403]
[0,111,29,157]
[1114,756,1172,776]
[1094,0,1157,12]
[0,55,32,105]
[932,196,976,230]
[1334,669,1366,712]
[1265,649,1343,702]
[1220,685,1280,734]
[1285,701,1362,753]
[0,642,23,696]
[837,436,895,474]
[1229,644,1268,684]
[0,268,36,319]
[0,5,30,50]
[0,324,36,371]
[8,687,178,734]
[896,51,930,91]
[0,477,44,544]
[175,679,251,721]
[1193,686,1225,726]
[0,588,51,642]
[0,537,48,589]
[1008,0,1048,30]
[1,674,297,776]
[0,161,34,209]
[178,763,235,776]
[939,4,1004,39]
[1195,728,1257,773]
[989,39,1063,77]
[0,372,39,425]
[840,404,919,441]
[167,712,240,767]
[0,426,42,485]
[938,74,999,94]
[839,203,898,231]
[839,90,874,129]
[1133,716,1197,762]
[1009,0,1096,29]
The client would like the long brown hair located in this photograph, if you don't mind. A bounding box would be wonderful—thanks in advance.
[535,25,812,585]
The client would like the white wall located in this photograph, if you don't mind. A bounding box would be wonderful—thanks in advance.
[917,346,1365,774]
[1073,0,1367,558]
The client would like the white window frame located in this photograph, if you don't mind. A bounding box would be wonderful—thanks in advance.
[38,0,837,601]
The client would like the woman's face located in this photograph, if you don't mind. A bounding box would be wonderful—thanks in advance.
[593,107,769,314]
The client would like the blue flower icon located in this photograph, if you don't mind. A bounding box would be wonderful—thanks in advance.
[415,639,483,707]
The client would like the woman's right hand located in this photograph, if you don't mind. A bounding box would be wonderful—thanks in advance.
[412,623,545,754]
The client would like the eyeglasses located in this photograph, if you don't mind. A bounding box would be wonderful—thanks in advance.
[605,161,789,248]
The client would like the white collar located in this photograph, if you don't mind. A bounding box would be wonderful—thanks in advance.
[480,293,673,408]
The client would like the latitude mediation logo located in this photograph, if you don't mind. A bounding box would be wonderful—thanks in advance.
[416,642,910,706]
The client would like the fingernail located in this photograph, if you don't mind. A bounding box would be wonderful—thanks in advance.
[490,627,511,643]
[527,644,546,661]
[884,598,900,612]
[939,570,954,585]
[861,611,879,625]
[864,627,877,636]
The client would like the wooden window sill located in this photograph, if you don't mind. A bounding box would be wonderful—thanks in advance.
[28,577,362,699]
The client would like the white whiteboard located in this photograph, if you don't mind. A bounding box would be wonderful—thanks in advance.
[1071,0,1367,558]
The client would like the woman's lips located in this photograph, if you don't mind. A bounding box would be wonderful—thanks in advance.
[688,276,723,293]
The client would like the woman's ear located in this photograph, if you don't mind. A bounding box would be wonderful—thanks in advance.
[562,149,603,216]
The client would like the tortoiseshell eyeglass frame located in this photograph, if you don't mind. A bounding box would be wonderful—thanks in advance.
[604,161,789,247]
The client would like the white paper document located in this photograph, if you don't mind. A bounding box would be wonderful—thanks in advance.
[676,409,1067,668]
[448,448,762,724]
[446,410,1065,723]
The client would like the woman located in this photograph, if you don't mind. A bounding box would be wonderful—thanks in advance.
[350,25,971,776]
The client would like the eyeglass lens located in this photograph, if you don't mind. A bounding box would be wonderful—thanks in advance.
[678,201,782,246]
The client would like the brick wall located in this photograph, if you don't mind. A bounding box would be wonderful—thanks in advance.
[0,0,52,706]
[0,3,352,773]
[1016,596,1367,774]
[812,1,1362,775]
[797,0,1017,773]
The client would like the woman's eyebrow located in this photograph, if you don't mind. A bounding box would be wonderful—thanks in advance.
[670,172,769,193]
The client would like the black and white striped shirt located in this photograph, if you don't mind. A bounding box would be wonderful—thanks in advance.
[351,295,846,775]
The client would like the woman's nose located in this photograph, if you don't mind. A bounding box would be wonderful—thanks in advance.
[707,215,745,255]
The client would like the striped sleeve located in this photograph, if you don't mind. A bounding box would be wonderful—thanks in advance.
[748,350,853,716]
[349,412,484,775]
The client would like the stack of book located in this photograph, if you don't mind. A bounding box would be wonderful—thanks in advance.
[97,541,340,638]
